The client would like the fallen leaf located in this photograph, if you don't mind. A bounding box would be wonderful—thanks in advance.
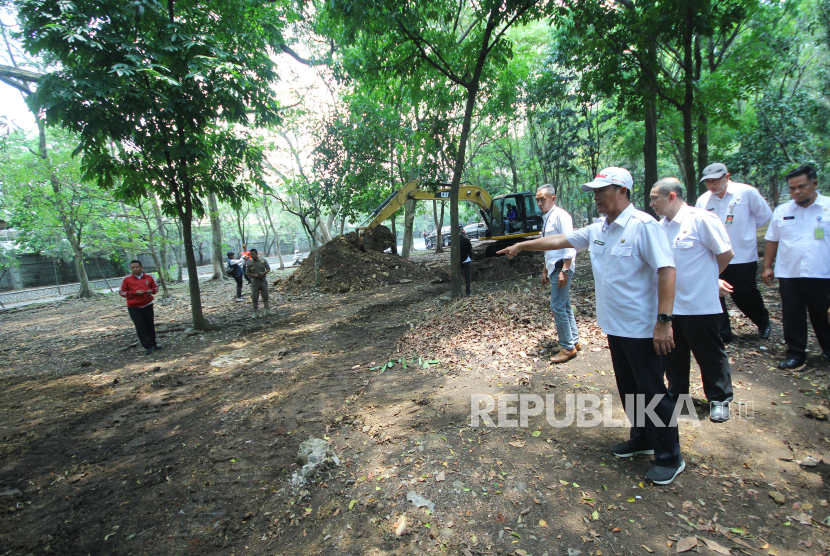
[539,519,548,527]
[642,545,654,553]
[703,538,731,555]
[509,441,526,448]
[676,537,698,553]
[394,515,407,536]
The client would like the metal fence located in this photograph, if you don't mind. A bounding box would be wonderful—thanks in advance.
[0,277,121,305]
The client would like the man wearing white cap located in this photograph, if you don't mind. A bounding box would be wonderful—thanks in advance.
[499,167,684,486]
[762,165,830,369]
[696,163,772,342]
[650,177,735,422]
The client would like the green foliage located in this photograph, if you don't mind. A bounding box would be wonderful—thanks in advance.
[16,0,293,216]
[0,129,138,259]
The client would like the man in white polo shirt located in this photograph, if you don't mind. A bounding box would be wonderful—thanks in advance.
[536,183,580,363]
[651,178,735,422]
[762,165,830,369]
[696,163,773,342]
[499,167,684,485]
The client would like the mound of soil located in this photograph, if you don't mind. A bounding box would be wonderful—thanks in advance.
[430,251,543,284]
[396,289,559,364]
[278,235,428,293]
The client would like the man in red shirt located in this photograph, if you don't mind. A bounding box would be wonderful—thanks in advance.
[120,260,162,355]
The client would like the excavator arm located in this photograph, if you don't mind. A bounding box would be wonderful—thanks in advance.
[362,180,493,230]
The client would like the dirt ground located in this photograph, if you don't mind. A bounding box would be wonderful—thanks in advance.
[1,250,829,556]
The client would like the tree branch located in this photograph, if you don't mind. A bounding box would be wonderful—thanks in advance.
[0,64,40,83]
[279,43,333,66]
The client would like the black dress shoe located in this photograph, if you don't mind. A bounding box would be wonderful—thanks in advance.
[759,325,771,339]
[721,334,734,344]
[778,357,806,370]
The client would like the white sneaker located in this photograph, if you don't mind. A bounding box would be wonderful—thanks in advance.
[251,310,260,319]
[235,297,244,302]
[264,308,275,316]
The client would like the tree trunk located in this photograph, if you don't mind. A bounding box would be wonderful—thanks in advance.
[390,214,398,255]
[52,260,62,295]
[697,110,709,199]
[642,51,659,217]
[175,222,184,282]
[261,192,285,269]
[136,201,170,299]
[179,193,216,330]
[207,193,226,280]
[150,197,171,287]
[71,252,93,298]
[120,202,138,267]
[433,200,445,254]
[35,120,93,298]
[401,198,416,258]
[681,9,698,205]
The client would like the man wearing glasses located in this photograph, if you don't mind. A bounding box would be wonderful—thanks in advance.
[762,165,830,369]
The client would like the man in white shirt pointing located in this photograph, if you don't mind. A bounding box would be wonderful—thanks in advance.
[651,178,735,422]
[696,163,772,342]
[762,165,830,369]
[499,167,684,486]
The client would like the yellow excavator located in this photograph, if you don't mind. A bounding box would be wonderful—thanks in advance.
[359,179,543,256]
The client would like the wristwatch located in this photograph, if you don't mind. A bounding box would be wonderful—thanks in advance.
[657,313,675,323]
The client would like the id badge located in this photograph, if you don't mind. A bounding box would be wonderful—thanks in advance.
[725,214,734,224]
[816,228,825,240]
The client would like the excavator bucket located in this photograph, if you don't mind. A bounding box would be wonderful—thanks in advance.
[360,224,395,253]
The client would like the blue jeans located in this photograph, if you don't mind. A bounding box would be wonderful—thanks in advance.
[550,268,579,350]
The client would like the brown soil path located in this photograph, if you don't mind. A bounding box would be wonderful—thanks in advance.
[0,254,827,556]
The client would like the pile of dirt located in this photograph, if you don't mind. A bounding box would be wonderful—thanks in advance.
[430,251,543,284]
[396,289,600,370]
[278,235,428,293]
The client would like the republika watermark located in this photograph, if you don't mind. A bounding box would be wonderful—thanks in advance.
[470,393,753,428]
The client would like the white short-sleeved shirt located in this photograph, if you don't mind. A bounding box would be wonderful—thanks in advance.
[695,181,772,264]
[542,206,577,276]
[660,204,732,315]
[567,203,675,338]
[764,193,830,279]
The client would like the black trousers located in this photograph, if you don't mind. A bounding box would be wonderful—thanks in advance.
[779,278,830,359]
[667,314,733,403]
[233,275,243,298]
[128,304,157,349]
[718,262,770,336]
[608,335,681,467]
[461,262,471,295]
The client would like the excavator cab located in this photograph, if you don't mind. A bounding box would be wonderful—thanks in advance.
[359,180,544,255]
[486,193,543,239]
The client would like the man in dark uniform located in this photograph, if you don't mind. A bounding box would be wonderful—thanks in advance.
[247,249,274,318]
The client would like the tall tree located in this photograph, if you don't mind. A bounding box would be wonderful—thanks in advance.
[325,0,558,297]
[17,0,292,329]
[1,129,137,295]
